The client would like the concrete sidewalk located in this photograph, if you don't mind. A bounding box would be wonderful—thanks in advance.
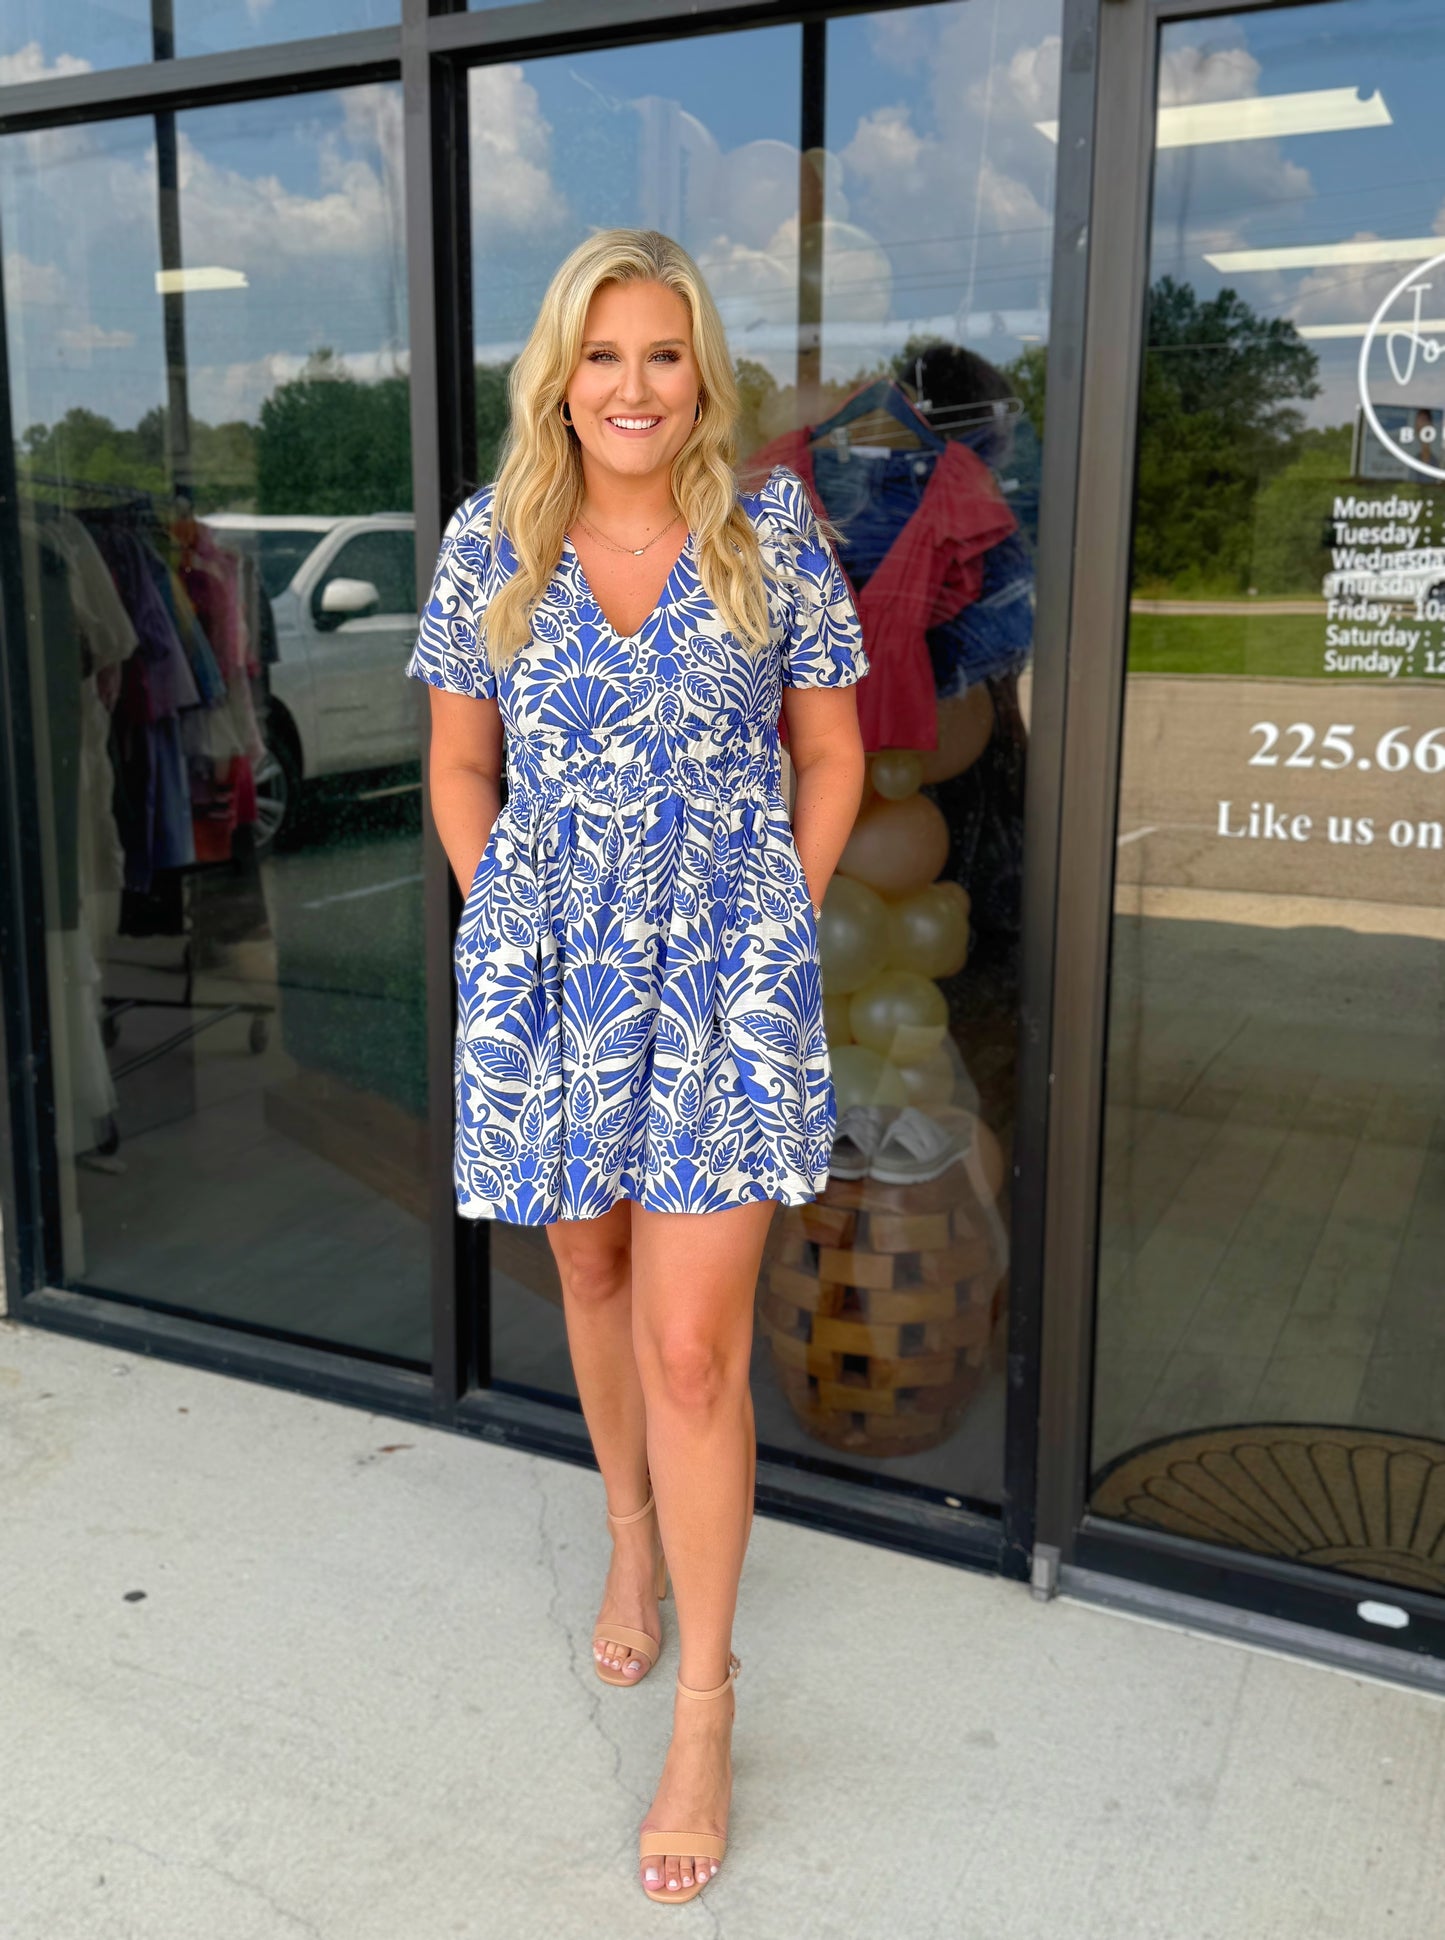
[2,1318,1441,1940]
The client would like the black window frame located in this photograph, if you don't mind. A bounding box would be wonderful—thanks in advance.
[0,0,1093,1586]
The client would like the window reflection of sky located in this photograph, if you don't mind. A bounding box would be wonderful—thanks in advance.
[472,3,1064,384]
[0,3,395,73]
[2,2,1070,429]
[1,88,408,433]
[1152,0,1445,427]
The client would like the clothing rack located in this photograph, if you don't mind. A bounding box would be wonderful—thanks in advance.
[924,397,1024,435]
[22,481,276,1160]
[91,922,274,1162]
[807,381,1024,455]
[101,943,268,1073]
[841,401,1024,440]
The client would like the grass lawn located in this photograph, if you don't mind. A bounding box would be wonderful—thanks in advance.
[1127,611,1338,678]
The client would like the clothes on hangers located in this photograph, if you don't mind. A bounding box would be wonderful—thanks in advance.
[88,523,202,724]
[70,504,263,891]
[971,414,1042,549]
[49,512,136,905]
[144,549,226,708]
[49,509,139,675]
[752,426,1017,751]
[15,508,133,1152]
[167,516,264,765]
[931,530,1035,699]
[807,446,1034,697]
[83,519,199,894]
[17,513,86,929]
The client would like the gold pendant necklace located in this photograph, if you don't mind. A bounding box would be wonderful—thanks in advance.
[575,509,682,558]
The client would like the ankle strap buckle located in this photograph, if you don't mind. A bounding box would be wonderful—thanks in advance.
[675,1651,740,1701]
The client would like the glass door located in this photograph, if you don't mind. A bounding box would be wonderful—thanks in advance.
[1090,0,1445,1617]
[451,1,1073,1523]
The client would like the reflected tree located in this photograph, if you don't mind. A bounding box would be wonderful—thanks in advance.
[256,349,411,515]
[1134,277,1320,594]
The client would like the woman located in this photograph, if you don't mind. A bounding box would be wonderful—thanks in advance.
[406,228,868,1903]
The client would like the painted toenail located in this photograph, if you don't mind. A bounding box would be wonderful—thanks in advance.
[645,1869,658,1882]
[667,1880,679,1890]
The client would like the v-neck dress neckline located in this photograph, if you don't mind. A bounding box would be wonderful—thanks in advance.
[562,529,695,644]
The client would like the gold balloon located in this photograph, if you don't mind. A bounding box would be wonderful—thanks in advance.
[882,880,971,979]
[837,792,950,898]
[870,748,925,801]
[891,1042,958,1108]
[917,685,995,783]
[829,1042,910,1113]
[816,874,893,995]
[847,969,951,1064]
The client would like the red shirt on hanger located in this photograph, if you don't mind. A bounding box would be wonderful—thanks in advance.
[752,427,1017,752]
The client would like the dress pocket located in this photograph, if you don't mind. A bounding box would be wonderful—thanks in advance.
[769,805,820,949]
[458,814,504,934]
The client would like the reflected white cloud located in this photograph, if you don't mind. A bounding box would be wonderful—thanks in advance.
[2,92,412,436]
[3,249,67,309]
[192,344,410,425]
[467,64,567,244]
[0,41,92,85]
[58,322,136,354]
[833,4,1061,353]
[865,11,936,73]
[174,129,398,266]
[701,213,894,364]
[1148,39,1315,283]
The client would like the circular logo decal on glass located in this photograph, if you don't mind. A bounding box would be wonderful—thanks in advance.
[1359,253,1445,479]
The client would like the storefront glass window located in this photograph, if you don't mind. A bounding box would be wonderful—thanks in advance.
[471,0,1063,1509]
[0,3,396,79]
[1,84,430,1362]
[1093,0,1445,1597]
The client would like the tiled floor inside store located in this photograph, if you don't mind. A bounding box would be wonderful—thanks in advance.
[1094,903,1445,1470]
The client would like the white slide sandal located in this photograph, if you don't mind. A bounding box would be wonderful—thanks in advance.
[828,1102,903,1179]
[867,1105,968,1185]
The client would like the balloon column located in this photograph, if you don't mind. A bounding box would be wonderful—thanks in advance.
[762,683,1011,1460]
[822,684,993,1108]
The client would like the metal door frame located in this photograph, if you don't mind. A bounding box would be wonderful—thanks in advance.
[1033,0,1445,1688]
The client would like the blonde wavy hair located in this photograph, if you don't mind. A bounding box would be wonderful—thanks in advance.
[481,228,772,667]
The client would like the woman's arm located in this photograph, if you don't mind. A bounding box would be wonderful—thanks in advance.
[425,686,505,894]
[780,686,867,911]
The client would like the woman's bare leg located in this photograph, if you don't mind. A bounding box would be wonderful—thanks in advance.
[546,1198,661,1678]
[630,1195,778,1896]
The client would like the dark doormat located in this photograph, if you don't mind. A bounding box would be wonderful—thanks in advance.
[1091,1423,1445,1594]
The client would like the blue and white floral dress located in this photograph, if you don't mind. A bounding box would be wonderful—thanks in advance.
[405,463,870,1224]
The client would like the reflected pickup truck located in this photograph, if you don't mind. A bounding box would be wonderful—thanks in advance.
[202,511,420,849]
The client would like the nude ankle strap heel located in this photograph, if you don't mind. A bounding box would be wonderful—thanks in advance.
[674,1652,741,1703]
[638,1653,740,1903]
[593,1486,668,1687]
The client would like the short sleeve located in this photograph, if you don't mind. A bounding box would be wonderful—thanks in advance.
[762,466,870,690]
[405,489,497,700]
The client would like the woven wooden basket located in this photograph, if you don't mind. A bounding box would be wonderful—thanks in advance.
[760,1107,1008,1457]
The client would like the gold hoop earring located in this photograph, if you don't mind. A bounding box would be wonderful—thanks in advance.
[694,396,704,425]
[560,401,574,426]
